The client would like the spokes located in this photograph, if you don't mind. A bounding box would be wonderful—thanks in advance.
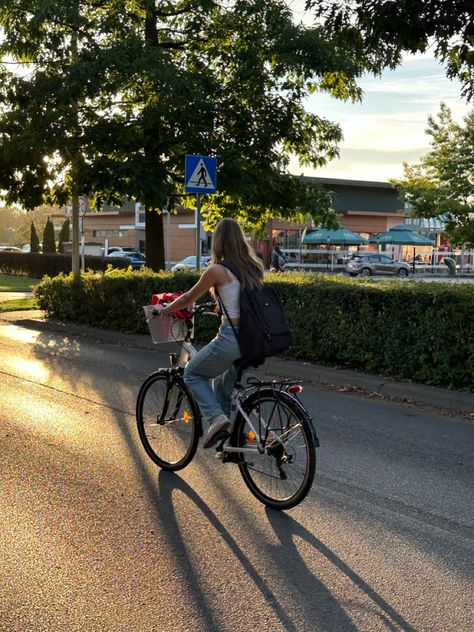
[138,374,197,468]
[239,397,312,503]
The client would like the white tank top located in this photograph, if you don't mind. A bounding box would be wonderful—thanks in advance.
[217,268,240,322]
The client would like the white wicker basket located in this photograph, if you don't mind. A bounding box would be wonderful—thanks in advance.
[143,306,187,344]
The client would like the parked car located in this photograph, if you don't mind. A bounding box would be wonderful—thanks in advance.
[105,246,142,256]
[171,255,211,272]
[0,245,22,252]
[106,250,145,270]
[346,253,410,277]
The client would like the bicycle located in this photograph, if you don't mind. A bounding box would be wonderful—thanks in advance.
[136,302,319,510]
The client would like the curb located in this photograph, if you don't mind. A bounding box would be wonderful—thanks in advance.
[1,310,473,416]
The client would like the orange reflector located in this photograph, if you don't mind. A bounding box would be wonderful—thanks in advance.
[247,431,256,441]
[288,385,302,394]
[183,411,191,423]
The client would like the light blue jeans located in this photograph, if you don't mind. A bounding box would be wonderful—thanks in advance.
[184,324,240,424]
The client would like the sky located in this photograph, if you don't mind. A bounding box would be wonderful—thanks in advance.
[288,2,471,183]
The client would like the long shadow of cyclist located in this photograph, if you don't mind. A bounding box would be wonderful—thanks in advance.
[265,507,418,632]
[155,469,358,632]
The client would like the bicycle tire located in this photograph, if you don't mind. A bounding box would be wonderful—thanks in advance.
[136,371,200,471]
[234,388,316,510]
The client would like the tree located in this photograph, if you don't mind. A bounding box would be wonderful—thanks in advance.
[42,216,56,253]
[57,218,70,253]
[0,0,392,270]
[391,104,474,246]
[30,222,40,253]
[311,1,474,101]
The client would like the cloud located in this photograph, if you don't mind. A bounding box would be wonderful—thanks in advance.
[300,53,471,181]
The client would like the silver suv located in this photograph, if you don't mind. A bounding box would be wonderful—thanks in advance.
[346,253,410,277]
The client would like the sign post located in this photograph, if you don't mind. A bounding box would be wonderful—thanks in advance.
[79,196,86,271]
[185,155,217,269]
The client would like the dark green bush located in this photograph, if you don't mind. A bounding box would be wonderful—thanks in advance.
[30,221,40,253]
[0,251,129,278]
[42,217,56,253]
[35,270,474,390]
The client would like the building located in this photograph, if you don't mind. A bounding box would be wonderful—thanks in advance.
[310,176,405,236]
[70,177,407,263]
[72,199,210,263]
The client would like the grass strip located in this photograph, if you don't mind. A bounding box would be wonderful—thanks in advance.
[0,274,40,292]
[0,298,39,312]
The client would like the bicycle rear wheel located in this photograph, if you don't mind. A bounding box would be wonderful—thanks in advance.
[136,371,200,471]
[235,389,316,510]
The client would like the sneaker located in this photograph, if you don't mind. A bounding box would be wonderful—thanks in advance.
[202,414,230,449]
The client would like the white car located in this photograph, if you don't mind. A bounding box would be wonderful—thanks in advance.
[0,245,22,252]
[105,246,142,256]
[171,255,211,272]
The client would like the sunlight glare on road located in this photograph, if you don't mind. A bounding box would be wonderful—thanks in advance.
[6,356,50,382]
[0,324,42,345]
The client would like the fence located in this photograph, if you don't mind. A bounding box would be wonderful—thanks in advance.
[281,248,474,274]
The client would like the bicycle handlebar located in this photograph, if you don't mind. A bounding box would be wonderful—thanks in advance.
[152,301,218,319]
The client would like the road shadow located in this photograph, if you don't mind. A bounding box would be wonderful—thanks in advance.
[265,507,418,632]
[153,469,358,632]
[19,326,449,629]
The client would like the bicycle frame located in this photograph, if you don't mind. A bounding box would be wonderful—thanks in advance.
[139,302,318,509]
[163,305,314,456]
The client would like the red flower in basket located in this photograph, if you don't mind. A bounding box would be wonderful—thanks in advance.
[151,293,193,320]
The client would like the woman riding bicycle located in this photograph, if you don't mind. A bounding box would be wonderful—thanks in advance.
[160,218,264,449]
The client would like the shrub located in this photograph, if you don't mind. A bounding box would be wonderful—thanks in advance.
[0,251,131,278]
[57,219,70,253]
[35,270,474,390]
[42,216,56,253]
[30,221,40,253]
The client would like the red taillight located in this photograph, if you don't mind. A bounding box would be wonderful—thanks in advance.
[288,385,302,394]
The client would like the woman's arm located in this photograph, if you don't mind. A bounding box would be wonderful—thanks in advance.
[161,265,221,314]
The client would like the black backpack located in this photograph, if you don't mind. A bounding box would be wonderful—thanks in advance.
[216,260,293,368]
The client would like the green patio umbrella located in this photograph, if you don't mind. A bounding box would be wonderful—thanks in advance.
[302,227,368,272]
[369,224,434,246]
[369,224,434,273]
[303,227,368,245]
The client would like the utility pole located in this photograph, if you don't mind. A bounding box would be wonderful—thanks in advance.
[70,5,80,276]
[71,194,80,275]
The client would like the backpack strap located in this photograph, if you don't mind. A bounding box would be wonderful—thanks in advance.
[219,259,263,281]
[214,284,240,342]
[219,259,242,282]
[214,260,242,342]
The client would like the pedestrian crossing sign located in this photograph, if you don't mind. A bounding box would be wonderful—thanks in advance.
[185,155,217,194]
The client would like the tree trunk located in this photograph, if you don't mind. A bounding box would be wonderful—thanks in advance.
[145,206,165,271]
[144,2,165,272]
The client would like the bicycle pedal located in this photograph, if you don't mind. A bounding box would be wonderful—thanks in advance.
[215,432,230,452]
[215,451,226,462]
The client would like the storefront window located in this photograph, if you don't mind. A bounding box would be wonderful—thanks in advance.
[93,230,129,237]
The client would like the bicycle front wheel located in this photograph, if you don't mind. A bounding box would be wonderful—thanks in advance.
[235,389,316,510]
[136,371,200,471]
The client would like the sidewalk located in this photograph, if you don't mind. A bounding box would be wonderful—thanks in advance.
[1,309,473,416]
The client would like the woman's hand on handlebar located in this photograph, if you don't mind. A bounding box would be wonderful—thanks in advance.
[194,301,219,316]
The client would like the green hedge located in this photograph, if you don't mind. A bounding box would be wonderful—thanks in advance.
[35,269,474,390]
[0,251,129,278]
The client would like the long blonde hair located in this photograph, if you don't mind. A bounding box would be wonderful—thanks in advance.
[211,218,264,288]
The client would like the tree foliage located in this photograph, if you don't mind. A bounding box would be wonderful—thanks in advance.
[2,2,472,271]
[42,216,56,253]
[30,221,40,253]
[311,1,474,101]
[391,104,474,246]
[0,0,388,270]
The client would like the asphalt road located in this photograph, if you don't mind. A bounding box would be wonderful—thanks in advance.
[1,321,473,632]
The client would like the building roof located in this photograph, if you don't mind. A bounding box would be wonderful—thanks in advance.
[301,176,395,190]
